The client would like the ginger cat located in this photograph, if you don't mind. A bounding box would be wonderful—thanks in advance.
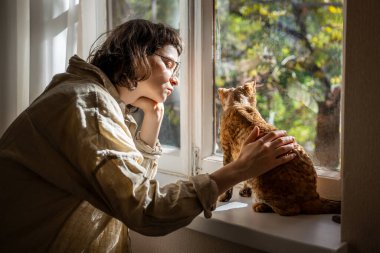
[218,81,340,215]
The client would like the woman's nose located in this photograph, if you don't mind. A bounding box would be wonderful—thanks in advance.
[169,76,179,86]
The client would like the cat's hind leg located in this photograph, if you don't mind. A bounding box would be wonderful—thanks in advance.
[271,203,301,216]
[253,202,302,216]
[252,202,273,213]
[239,183,252,197]
[218,188,233,202]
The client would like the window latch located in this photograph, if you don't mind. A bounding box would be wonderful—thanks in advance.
[192,146,201,176]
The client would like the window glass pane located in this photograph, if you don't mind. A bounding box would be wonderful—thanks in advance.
[214,0,343,171]
[108,0,181,148]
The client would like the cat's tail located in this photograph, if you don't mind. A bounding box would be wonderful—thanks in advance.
[301,198,341,214]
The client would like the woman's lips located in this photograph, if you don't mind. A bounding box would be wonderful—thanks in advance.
[167,88,173,95]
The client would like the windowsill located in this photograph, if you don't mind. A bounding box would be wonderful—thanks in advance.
[156,172,347,253]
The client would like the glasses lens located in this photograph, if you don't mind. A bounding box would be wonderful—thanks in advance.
[173,63,180,78]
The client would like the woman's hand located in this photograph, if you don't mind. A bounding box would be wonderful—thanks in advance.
[236,126,296,179]
[131,97,164,147]
[131,97,164,118]
[210,126,296,195]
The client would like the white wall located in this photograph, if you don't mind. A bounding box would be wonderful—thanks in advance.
[130,228,266,253]
[341,0,380,252]
[0,0,106,136]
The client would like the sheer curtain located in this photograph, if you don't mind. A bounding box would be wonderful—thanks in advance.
[0,0,107,135]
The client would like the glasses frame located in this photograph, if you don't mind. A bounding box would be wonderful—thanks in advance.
[153,53,181,78]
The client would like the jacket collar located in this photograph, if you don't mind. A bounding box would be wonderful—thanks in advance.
[66,55,122,105]
[66,55,139,134]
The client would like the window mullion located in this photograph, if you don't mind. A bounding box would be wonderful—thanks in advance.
[191,0,218,175]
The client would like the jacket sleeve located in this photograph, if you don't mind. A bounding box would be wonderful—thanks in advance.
[133,130,162,179]
[122,110,162,180]
[41,85,219,236]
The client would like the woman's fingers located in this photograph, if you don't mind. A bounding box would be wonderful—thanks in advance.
[271,136,295,149]
[255,130,296,165]
[274,143,295,157]
[235,128,298,179]
[260,130,287,143]
[274,153,297,167]
[243,126,260,145]
[131,97,164,114]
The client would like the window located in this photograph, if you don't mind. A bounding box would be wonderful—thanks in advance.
[214,0,343,174]
[193,1,342,199]
[108,0,190,175]
[107,1,343,199]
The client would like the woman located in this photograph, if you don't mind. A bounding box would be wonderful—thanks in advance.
[0,19,296,252]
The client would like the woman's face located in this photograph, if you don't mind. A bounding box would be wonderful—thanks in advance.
[137,45,179,103]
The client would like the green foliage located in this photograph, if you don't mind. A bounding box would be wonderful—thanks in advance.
[215,0,343,153]
[111,0,179,28]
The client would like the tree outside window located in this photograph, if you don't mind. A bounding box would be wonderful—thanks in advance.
[214,0,343,171]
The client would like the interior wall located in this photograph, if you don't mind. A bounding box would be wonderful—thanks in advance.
[0,0,18,135]
[342,0,380,252]
[130,228,266,253]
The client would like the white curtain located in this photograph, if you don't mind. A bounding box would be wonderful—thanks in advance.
[0,0,107,135]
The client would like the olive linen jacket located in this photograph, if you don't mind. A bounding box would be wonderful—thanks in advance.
[0,55,218,253]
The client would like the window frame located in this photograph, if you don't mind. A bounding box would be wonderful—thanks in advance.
[190,0,342,200]
[106,0,191,177]
[156,0,192,176]
[191,0,220,174]
[105,0,342,201]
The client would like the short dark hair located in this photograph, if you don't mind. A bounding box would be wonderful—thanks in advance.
[88,19,183,90]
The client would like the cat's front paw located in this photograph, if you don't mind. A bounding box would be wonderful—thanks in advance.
[239,187,252,197]
[218,188,233,202]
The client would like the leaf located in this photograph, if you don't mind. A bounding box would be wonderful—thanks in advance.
[287,82,318,113]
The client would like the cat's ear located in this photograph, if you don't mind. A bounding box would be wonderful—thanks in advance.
[249,81,257,89]
[218,88,228,102]
[243,81,256,94]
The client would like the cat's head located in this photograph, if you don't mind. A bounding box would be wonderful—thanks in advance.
[218,81,257,111]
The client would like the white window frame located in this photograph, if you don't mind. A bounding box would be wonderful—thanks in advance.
[105,0,342,201]
[191,0,222,174]
[105,0,191,176]
[157,0,191,177]
[189,0,342,201]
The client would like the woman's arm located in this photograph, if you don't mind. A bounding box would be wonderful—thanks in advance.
[131,97,296,195]
[132,98,164,147]
[211,126,296,195]
[60,90,295,236]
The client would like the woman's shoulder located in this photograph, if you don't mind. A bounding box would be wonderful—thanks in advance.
[28,74,122,117]
[38,73,115,102]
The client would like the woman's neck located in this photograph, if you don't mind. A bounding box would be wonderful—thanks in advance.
[116,86,140,105]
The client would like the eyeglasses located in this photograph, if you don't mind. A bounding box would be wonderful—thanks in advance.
[153,53,180,78]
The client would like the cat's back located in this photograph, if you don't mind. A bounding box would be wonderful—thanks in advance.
[220,106,259,159]
[220,106,256,138]
[253,144,319,201]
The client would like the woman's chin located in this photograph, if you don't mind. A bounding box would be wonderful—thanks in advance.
[158,94,169,103]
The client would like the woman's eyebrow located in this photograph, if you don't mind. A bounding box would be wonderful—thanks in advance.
[154,53,179,64]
